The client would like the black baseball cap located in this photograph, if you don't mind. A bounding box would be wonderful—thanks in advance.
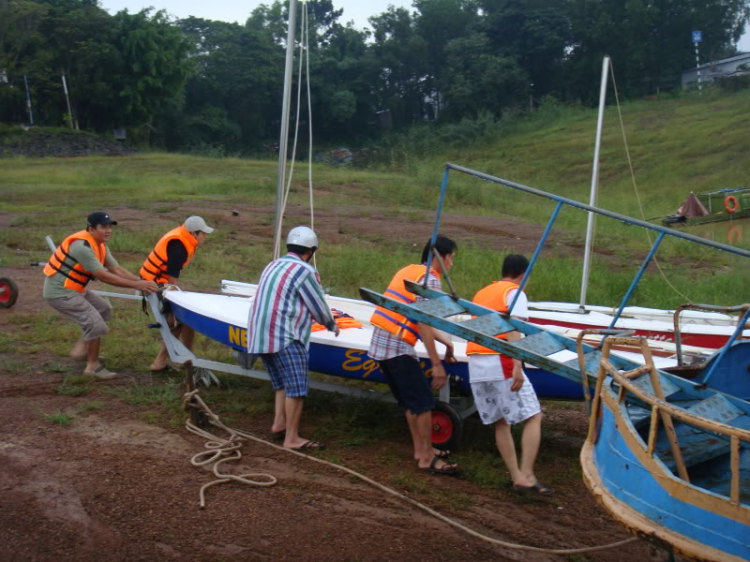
[87,212,118,227]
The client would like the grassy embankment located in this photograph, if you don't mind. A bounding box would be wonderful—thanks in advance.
[1,86,749,493]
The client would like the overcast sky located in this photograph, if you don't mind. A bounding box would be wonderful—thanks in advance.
[98,0,411,31]
[99,0,750,51]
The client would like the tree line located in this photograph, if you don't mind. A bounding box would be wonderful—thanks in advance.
[1,0,748,153]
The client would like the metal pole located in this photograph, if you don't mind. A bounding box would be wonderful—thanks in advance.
[579,56,610,312]
[694,42,702,94]
[424,166,451,284]
[61,72,74,129]
[23,75,34,126]
[273,0,298,260]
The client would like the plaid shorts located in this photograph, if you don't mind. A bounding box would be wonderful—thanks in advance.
[259,341,309,398]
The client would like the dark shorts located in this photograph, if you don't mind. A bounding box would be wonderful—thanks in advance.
[259,341,309,398]
[378,355,435,415]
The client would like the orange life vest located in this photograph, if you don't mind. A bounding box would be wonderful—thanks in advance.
[370,264,439,346]
[311,309,364,332]
[44,230,106,293]
[466,280,519,355]
[139,226,197,284]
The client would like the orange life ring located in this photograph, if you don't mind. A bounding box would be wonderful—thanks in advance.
[723,195,739,213]
[728,225,742,245]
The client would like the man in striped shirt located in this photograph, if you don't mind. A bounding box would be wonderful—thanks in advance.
[247,226,339,450]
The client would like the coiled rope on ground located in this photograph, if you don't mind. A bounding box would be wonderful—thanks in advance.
[182,389,637,555]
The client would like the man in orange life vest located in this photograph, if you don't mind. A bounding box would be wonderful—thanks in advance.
[368,235,460,475]
[467,254,552,495]
[43,212,159,379]
[139,216,214,372]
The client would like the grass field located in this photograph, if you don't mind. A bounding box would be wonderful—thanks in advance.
[1,85,749,503]
[3,85,750,306]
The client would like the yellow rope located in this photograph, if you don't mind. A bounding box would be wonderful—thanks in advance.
[182,390,637,554]
[182,391,277,508]
[608,63,697,304]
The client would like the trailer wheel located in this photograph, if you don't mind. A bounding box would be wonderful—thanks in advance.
[432,401,462,451]
[0,278,19,309]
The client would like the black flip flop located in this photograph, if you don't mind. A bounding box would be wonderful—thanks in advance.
[422,455,460,476]
[270,431,286,442]
[288,440,326,451]
[513,482,554,496]
[150,365,177,374]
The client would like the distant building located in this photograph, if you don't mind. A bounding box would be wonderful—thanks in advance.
[682,52,750,88]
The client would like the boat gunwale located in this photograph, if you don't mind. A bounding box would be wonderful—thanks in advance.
[591,382,749,523]
[581,435,748,562]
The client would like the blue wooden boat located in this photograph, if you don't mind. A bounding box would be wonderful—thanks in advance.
[582,336,750,562]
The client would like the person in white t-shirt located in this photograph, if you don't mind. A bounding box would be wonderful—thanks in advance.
[466,254,552,495]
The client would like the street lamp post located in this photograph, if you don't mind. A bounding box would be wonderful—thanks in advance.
[692,30,703,94]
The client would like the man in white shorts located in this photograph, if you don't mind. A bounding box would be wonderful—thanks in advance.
[466,254,552,495]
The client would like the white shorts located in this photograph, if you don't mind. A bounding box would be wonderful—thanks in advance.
[470,375,541,426]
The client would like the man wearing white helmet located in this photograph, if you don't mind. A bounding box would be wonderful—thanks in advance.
[247,226,340,450]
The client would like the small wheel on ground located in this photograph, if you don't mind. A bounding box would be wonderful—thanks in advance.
[0,277,19,309]
[432,400,463,452]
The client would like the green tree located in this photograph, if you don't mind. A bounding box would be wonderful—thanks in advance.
[444,32,529,118]
[414,0,480,118]
[479,0,570,100]
[565,0,750,100]
[110,9,192,129]
[173,17,284,150]
[369,6,429,128]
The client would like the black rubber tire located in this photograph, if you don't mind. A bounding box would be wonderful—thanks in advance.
[0,277,19,309]
[431,400,463,452]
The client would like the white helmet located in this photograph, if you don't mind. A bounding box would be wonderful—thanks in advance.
[286,226,318,249]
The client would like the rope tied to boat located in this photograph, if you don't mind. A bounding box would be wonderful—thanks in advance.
[182,389,277,508]
[181,387,638,554]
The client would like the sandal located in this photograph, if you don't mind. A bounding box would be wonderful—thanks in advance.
[288,440,326,451]
[421,456,459,476]
[513,482,554,496]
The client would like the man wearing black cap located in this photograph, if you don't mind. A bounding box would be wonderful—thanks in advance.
[43,212,158,379]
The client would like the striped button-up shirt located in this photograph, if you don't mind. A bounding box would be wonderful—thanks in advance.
[247,253,335,354]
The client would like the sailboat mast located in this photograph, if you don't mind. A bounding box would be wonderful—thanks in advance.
[579,56,610,312]
[273,0,298,260]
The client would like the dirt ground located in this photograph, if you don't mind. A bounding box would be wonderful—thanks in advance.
[0,262,676,562]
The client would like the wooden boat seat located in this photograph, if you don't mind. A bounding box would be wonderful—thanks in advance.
[628,372,681,401]
[562,350,602,378]
[656,394,745,472]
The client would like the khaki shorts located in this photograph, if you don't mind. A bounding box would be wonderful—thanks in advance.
[45,291,112,341]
